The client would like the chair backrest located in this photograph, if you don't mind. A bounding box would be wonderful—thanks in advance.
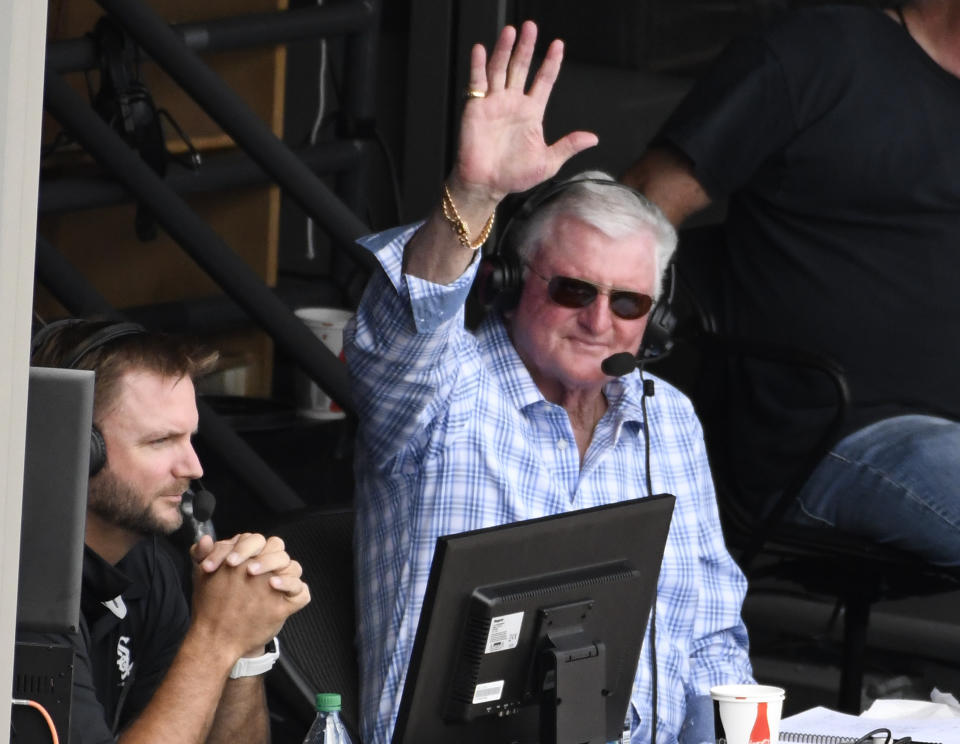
[266,506,360,741]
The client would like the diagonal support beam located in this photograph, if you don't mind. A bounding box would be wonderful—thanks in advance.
[92,0,377,274]
[43,69,355,416]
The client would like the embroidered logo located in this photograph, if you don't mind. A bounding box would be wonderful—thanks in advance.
[116,636,134,681]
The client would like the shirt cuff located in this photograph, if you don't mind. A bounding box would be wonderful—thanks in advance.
[405,263,478,333]
[357,221,481,334]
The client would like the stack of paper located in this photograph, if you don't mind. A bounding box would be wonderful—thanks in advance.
[779,700,960,744]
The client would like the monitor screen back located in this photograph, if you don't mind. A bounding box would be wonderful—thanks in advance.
[394,493,676,743]
[17,366,94,633]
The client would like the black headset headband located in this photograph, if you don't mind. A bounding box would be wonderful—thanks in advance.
[494,176,652,259]
[31,319,146,369]
[62,322,147,369]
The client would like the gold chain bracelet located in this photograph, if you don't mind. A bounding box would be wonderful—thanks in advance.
[441,183,495,251]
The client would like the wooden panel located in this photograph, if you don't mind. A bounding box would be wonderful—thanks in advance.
[39,0,290,396]
[46,0,289,150]
[37,187,280,306]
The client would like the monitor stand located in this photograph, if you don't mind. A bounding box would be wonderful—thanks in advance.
[538,600,608,744]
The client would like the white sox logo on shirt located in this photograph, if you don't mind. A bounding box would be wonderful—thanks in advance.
[116,636,134,681]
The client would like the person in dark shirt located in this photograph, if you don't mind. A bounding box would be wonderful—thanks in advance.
[31,319,312,743]
[623,0,960,566]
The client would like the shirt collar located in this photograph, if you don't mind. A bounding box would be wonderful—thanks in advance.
[603,374,649,428]
[82,541,151,605]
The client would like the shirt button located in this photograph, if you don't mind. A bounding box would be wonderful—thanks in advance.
[556,439,569,450]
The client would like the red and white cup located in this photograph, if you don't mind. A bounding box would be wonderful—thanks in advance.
[294,307,354,420]
[710,684,785,744]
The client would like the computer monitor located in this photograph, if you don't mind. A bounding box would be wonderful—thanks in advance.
[13,366,94,744]
[392,493,675,744]
[17,366,93,633]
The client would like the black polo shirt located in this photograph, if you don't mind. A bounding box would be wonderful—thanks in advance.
[68,538,191,742]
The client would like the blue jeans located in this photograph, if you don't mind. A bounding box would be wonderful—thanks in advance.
[790,415,960,567]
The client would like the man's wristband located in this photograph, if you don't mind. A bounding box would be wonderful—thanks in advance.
[229,636,280,679]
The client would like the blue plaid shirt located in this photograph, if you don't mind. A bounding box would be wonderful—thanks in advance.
[345,224,753,744]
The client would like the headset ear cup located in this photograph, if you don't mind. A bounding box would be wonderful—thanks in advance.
[476,255,505,307]
[90,425,107,477]
[638,263,678,362]
[476,253,525,309]
[638,302,676,361]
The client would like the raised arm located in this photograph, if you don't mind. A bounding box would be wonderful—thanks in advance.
[621,145,712,227]
[404,20,598,284]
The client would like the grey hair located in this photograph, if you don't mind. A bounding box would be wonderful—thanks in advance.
[512,170,677,299]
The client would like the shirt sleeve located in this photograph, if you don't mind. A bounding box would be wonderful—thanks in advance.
[345,224,481,465]
[657,11,854,201]
[686,421,754,695]
[656,34,797,199]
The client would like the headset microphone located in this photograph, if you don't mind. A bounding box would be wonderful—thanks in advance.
[189,481,217,523]
[183,479,217,542]
[601,352,639,377]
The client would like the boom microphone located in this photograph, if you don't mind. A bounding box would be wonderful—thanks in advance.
[601,352,639,377]
[191,485,217,523]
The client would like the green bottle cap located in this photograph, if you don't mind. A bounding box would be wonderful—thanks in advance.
[315,692,342,712]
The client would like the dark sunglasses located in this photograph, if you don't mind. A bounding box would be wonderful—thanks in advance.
[525,264,654,320]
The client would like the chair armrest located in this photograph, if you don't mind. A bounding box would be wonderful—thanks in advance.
[693,331,851,568]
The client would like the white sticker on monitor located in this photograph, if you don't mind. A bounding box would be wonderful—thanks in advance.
[473,680,505,705]
[484,611,524,653]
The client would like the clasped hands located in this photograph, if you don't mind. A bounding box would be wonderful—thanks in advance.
[190,532,311,660]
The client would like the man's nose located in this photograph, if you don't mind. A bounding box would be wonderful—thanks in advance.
[174,442,204,480]
[579,295,614,334]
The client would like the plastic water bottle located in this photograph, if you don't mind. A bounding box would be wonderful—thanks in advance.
[302,693,353,744]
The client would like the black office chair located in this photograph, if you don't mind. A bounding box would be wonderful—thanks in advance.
[265,506,361,742]
[649,224,960,713]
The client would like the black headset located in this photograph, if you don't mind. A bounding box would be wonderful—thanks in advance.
[30,319,147,476]
[475,175,677,363]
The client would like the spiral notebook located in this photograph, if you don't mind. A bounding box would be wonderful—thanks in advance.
[779,706,947,744]
[781,734,896,743]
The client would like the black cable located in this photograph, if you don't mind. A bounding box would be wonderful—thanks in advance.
[854,728,892,744]
[639,365,658,744]
[372,126,404,226]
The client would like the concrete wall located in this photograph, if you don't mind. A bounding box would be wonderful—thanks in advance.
[0,0,49,735]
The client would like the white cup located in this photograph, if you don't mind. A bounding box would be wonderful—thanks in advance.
[710,684,785,744]
[294,307,354,420]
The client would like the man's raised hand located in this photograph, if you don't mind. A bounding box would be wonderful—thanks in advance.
[453,20,598,202]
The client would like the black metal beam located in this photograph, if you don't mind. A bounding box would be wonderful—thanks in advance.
[43,69,356,416]
[402,0,455,220]
[47,2,377,74]
[118,284,344,338]
[39,140,368,214]
[90,0,377,274]
[34,233,306,512]
[34,234,124,321]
